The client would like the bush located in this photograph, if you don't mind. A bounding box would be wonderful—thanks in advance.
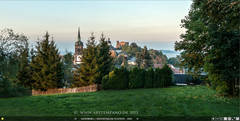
[153,65,173,88]
[144,68,154,88]
[102,67,129,90]
[102,74,110,89]
[102,65,173,90]
[0,74,31,97]
[153,68,163,88]
[161,64,173,87]
[129,67,145,89]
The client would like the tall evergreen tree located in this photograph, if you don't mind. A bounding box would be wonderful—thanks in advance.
[95,33,113,84]
[16,43,32,88]
[63,51,74,87]
[73,33,98,87]
[30,32,63,91]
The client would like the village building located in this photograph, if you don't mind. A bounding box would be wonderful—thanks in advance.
[73,27,83,65]
[116,41,129,49]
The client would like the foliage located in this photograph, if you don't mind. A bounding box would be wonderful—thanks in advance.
[175,0,240,96]
[149,49,168,65]
[167,57,180,67]
[120,55,128,68]
[153,68,164,88]
[0,28,28,81]
[121,42,142,57]
[102,67,129,90]
[144,68,154,88]
[113,55,125,66]
[136,46,153,69]
[0,74,30,98]
[161,64,174,87]
[16,47,32,88]
[153,65,173,88]
[103,65,173,90]
[129,67,145,89]
[62,51,74,87]
[30,32,64,91]
[73,33,99,87]
[95,33,113,84]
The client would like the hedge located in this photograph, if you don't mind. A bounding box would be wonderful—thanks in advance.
[0,74,31,97]
[102,67,129,90]
[144,68,154,88]
[129,67,145,89]
[102,65,173,90]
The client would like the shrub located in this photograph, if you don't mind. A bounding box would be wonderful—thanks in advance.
[129,67,145,89]
[0,74,31,97]
[153,68,163,88]
[161,64,173,87]
[144,68,154,88]
[153,65,173,88]
[101,74,110,90]
[101,67,129,90]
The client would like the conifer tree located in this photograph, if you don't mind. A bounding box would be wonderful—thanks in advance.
[30,32,63,91]
[16,44,32,88]
[73,33,99,87]
[95,33,113,84]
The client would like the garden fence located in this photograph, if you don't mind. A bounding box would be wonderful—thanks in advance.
[32,84,98,96]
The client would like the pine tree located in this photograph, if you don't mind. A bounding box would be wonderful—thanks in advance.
[73,33,99,87]
[95,33,113,84]
[30,32,64,91]
[63,51,74,87]
[16,45,32,88]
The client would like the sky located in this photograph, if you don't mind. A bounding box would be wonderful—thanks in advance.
[0,0,192,54]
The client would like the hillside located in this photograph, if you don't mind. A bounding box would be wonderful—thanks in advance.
[0,86,239,120]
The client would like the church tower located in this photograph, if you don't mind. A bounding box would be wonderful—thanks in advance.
[74,27,83,65]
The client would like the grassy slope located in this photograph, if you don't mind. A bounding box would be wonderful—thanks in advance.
[0,86,239,117]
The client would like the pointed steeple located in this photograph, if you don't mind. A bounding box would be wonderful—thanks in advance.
[76,27,83,47]
[78,27,81,42]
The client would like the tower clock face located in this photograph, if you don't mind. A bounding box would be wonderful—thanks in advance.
[76,55,82,61]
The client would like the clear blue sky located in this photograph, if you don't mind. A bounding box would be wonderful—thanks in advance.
[0,0,192,53]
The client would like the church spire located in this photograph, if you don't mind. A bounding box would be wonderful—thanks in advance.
[78,27,81,42]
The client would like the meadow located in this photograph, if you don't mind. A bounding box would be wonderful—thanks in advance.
[0,86,239,120]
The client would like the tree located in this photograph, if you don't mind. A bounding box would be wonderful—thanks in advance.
[175,2,208,76]
[73,33,98,87]
[62,51,74,87]
[16,45,32,88]
[0,28,28,80]
[122,42,142,57]
[144,68,154,88]
[129,67,145,89]
[167,57,180,67]
[135,52,142,68]
[162,64,173,87]
[102,67,129,90]
[175,0,240,96]
[95,33,113,84]
[30,32,64,91]
[121,56,128,68]
[140,46,153,69]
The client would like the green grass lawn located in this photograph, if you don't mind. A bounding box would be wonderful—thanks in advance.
[0,85,239,117]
